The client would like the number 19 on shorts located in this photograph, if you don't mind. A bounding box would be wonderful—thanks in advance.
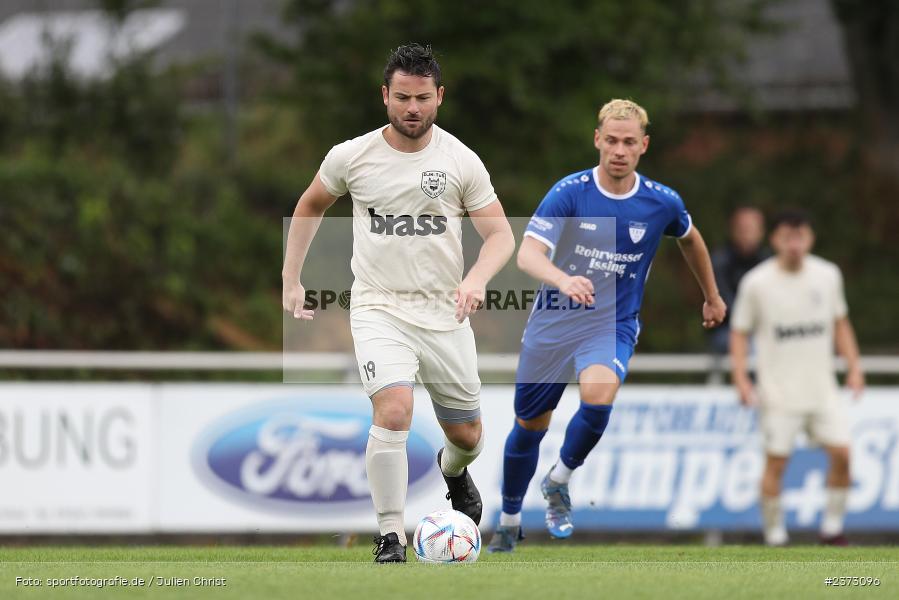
[361,360,376,381]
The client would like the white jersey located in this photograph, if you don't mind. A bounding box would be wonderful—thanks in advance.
[318,124,497,330]
[731,255,848,410]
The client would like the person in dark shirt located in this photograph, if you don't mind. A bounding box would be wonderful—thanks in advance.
[709,206,769,356]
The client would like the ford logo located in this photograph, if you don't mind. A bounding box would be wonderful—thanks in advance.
[191,398,440,512]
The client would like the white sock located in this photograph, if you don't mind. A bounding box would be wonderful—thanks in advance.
[439,434,484,477]
[762,495,788,546]
[821,487,849,537]
[366,425,409,545]
[550,461,574,484]
[500,512,521,527]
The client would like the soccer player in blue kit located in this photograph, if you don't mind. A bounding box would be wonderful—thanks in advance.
[488,99,727,551]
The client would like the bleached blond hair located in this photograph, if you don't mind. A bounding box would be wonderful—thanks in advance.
[597,99,649,132]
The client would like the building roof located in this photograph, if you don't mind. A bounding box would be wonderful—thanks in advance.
[698,0,855,111]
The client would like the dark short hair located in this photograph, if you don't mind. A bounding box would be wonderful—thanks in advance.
[770,208,813,232]
[383,44,441,88]
[730,205,764,219]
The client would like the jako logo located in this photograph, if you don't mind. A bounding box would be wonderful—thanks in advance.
[192,401,437,511]
[579,222,597,231]
[368,208,447,236]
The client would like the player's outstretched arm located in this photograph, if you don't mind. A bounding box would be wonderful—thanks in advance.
[835,316,865,399]
[730,329,756,406]
[281,172,338,320]
[456,202,516,322]
[675,225,727,329]
[517,236,594,305]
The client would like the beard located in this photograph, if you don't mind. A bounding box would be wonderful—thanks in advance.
[388,111,437,140]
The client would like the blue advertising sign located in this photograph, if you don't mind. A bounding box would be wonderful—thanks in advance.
[191,397,441,514]
[515,387,899,531]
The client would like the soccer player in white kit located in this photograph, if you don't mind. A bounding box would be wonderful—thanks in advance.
[730,209,864,546]
[281,44,515,562]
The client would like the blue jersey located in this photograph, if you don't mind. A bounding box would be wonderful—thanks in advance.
[522,167,692,348]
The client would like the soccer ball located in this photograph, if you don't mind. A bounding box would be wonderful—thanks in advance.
[412,509,481,563]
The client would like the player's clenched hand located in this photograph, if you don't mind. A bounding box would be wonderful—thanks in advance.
[455,276,486,323]
[558,275,595,306]
[702,295,727,329]
[282,279,314,320]
[846,366,865,401]
[734,377,757,407]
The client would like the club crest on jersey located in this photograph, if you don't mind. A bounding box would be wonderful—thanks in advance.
[628,221,648,244]
[421,170,447,199]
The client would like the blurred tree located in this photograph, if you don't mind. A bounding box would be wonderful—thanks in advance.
[12,6,181,175]
[96,0,161,22]
[4,0,895,355]
[829,0,899,353]
[0,3,279,351]
[832,0,899,182]
[255,0,774,215]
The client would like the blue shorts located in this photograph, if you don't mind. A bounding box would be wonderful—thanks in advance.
[513,332,635,421]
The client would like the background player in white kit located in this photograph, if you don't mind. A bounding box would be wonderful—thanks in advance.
[281,44,515,562]
[730,209,864,546]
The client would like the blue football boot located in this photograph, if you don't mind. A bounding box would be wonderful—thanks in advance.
[487,524,525,553]
[541,471,573,539]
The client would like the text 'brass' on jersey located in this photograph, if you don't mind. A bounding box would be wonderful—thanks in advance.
[368,208,448,236]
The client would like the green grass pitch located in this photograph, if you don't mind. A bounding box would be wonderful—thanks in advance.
[1,544,895,599]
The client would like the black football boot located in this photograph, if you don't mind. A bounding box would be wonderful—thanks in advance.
[372,532,407,563]
[437,448,483,525]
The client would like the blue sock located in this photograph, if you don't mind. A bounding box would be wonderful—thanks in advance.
[501,421,547,515]
[559,403,612,470]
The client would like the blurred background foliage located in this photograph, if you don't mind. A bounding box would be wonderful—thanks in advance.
[1,0,896,353]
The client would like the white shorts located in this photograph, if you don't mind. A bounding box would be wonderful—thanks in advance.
[350,309,481,422]
[759,397,851,456]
